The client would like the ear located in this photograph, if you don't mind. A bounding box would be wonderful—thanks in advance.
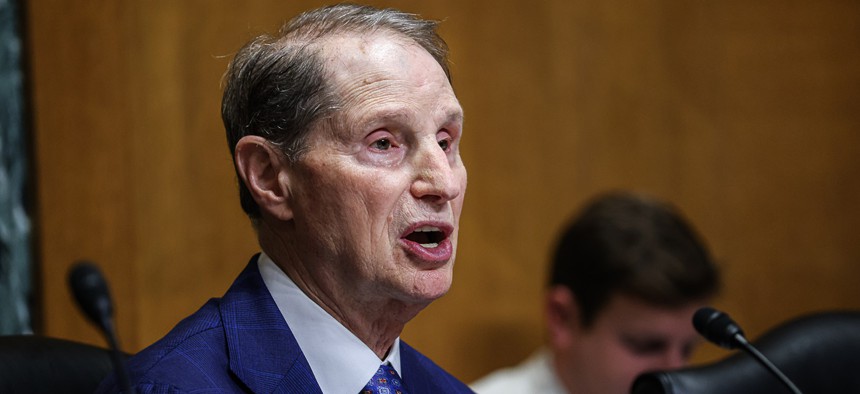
[234,136,294,221]
[546,285,580,349]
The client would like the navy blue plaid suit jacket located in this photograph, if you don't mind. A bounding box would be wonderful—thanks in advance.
[96,255,473,393]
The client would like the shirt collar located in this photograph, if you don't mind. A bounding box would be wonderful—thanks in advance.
[258,252,401,394]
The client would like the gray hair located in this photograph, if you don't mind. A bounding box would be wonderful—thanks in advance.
[221,3,451,220]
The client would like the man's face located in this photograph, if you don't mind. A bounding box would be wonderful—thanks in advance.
[555,294,704,394]
[285,33,466,306]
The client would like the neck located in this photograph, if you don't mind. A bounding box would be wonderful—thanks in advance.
[551,349,580,394]
[257,221,425,359]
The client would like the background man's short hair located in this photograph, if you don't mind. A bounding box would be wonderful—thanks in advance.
[548,191,721,327]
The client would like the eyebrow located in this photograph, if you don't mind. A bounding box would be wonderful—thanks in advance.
[361,106,464,128]
[442,108,465,126]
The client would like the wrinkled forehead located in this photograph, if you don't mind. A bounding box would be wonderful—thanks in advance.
[311,32,459,130]
[316,31,443,87]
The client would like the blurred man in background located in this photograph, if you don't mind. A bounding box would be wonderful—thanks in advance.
[472,191,721,394]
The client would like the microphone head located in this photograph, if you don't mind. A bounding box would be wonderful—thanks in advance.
[693,307,745,349]
[68,261,114,333]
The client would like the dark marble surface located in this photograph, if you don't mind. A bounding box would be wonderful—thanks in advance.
[0,0,32,335]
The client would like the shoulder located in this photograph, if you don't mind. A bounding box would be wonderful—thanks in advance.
[97,256,281,393]
[131,256,269,387]
[97,299,240,393]
[400,342,474,394]
[134,299,226,369]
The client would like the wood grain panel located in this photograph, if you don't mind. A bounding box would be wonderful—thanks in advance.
[28,1,140,349]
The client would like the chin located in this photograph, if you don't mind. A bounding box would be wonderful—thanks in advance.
[406,269,453,303]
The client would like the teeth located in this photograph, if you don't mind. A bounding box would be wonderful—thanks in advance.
[407,226,444,248]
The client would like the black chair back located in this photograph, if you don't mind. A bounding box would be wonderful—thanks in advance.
[0,335,118,394]
[632,311,860,394]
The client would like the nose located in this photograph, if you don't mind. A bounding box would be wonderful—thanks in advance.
[410,142,463,204]
[661,350,687,370]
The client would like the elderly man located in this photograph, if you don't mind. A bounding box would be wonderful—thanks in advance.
[472,192,721,394]
[98,4,471,393]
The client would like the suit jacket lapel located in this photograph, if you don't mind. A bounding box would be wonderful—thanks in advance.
[220,255,322,393]
[400,341,444,394]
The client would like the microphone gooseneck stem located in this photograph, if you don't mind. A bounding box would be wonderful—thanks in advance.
[103,318,134,394]
[734,334,802,394]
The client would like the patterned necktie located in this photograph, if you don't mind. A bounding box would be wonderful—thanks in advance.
[360,363,409,394]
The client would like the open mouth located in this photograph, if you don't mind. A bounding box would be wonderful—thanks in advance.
[404,226,447,248]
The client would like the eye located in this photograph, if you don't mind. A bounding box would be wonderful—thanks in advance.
[372,138,393,150]
[622,336,668,356]
[437,132,453,152]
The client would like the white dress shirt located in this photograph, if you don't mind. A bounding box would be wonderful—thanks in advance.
[258,252,402,394]
[470,348,566,394]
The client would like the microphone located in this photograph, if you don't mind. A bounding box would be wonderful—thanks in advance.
[69,261,134,393]
[693,307,802,394]
[692,306,746,349]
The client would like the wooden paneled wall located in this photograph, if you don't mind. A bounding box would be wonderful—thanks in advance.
[27,0,860,383]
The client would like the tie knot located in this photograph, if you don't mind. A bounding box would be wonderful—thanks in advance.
[361,363,408,394]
